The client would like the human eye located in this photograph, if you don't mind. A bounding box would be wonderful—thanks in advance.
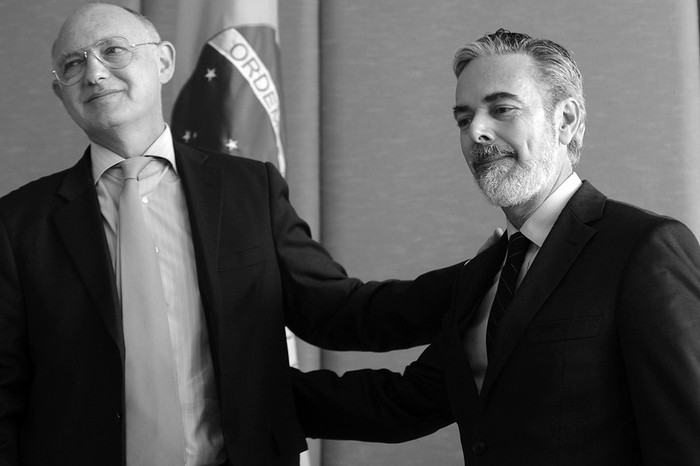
[102,44,130,56]
[61,54,85,75]
[454,113,473,129]
[492,105,517,118]
[97,38,131,61]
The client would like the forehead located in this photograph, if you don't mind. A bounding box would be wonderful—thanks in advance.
[455,54,543,107]
[53,5,148,58]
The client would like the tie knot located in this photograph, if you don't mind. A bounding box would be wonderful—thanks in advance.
[507,231,531,259]
[121,156,153,181]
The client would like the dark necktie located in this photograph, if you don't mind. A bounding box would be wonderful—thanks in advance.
[118,156,185,465]
[486,231,531,358]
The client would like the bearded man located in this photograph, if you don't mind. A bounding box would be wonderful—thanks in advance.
[291,29,700,465]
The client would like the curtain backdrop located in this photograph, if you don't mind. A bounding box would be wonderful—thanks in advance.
[2,1,700,464]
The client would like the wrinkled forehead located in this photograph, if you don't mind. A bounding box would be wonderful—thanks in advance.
[52,4,149,60]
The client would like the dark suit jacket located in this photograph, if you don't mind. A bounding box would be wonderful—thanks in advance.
[0,142,461,466]
[293,181,700,465]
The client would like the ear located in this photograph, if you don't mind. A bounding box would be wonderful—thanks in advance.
[52,80,64,101]
[556,97,582,146]
[156,41,176,84]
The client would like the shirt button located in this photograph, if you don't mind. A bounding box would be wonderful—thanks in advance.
[154,246,160,253]
[114,411,122,424]
[471,440,487,456]
[141,196,149,204]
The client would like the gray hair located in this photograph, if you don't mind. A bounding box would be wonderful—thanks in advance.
[453,29,586,165]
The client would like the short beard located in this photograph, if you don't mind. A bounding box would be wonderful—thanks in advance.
[470,139,557,208]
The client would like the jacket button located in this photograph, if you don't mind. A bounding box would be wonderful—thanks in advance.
[471,440,487,456]
[115,412,122,424]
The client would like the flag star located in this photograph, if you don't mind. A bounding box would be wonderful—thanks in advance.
[205,68,217,82]
[225,138,239,152]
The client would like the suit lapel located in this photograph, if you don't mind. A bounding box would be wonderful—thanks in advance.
[481,182,605,395]
[174,143,223,316]
[452,235,508,334]
[444,236,508,408]
[53,150,123,354]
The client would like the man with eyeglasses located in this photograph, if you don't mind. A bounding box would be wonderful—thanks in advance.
[0,3,470,465]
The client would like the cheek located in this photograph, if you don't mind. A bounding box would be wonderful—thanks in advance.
[460,131,473,154]
[60,91,83,116]
[459,137,477,173]
[499,133,529,160]
[466,161,477,178]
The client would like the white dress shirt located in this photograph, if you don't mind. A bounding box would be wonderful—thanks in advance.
[463,173,583,392]
[92,126,225,466]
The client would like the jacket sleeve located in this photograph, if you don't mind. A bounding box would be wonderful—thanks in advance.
[617,219,700,464]
[265,162,462,352]
[0,217,27,466]
[291,338,454,442]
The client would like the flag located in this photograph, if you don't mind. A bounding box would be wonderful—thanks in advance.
[171,3,307,463]
[171,1,285,175]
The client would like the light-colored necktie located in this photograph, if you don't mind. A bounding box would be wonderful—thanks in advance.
[118,156,185,465]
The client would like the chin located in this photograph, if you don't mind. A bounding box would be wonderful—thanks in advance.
[484,194,524,208]
[481,181,541,208]
[84,111,131,130]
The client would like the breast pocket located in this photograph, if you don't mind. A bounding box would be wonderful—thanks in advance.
[218,245,266,271]
[523,315,602,344]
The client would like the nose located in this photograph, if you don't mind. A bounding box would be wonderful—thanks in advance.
[468,111,494,144]
[83,50,110,84]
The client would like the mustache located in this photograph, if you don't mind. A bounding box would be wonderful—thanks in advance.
[470,144,517,164]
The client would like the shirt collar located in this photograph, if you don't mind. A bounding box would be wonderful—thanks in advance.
[90,124,177,184]
[506,173,583,247]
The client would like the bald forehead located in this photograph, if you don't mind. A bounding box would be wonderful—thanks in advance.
[52,4,152,59]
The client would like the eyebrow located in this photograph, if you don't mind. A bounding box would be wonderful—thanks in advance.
[56,45,91,63]
[58,49,85,60]
[452,91,522,116]
[56,36,115,61]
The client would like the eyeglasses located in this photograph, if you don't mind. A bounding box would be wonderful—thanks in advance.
[52,36,160,86]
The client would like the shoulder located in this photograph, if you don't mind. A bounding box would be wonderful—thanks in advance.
[575,181,692,238]
[597,198,700,269]
[0,166,75,218]
[1,147,92,208]
[1,170,65,200]
[568,182,698,260]
[604,197,692,239]
[173,143,289,207]
[174,142,281,180]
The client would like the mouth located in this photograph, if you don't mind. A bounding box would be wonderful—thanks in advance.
[470,144,517,172]
[85,89,121,103]
[473,157,500,171]
[472,157,509,177]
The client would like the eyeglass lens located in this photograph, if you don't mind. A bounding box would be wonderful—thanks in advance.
[55,37,134,84]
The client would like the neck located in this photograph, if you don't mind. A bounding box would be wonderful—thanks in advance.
[88,120,166,159]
